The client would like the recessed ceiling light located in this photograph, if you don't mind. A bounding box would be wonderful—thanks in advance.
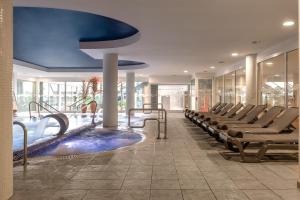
[274,74,280,77]
[283,20,295,27]
[266,62,273,66]
[210,66,215,69]
[184,70,188,73]
[231,53,239,57]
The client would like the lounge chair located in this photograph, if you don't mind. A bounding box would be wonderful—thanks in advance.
[191,102,226,123]
[201,103,243,129]
[218,106,284,130]
[206,104,265,136]
[219,107,299,148]
[222,130,298,162]
[196,104,254,127]
[197,103,233,123]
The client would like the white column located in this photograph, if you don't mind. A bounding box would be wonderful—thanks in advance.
[103,53,118,127]
[0,0,13,199]
[245,54,257,105]
[126,72,135,114]
[297,0,300,188]
[143,83,151,104]
[195,78,199,110]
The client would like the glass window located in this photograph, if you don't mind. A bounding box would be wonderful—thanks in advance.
[118,81,126,112]
[224,72,235,104]
[287,49,299,107]
[135,82,146,108]
[258,54,285,107]
[215,76,223,103]
[158,85,189,111]
[190,79,196,110]
[198,79,212,112]
[235,68,246,104]
[16,80,36,112]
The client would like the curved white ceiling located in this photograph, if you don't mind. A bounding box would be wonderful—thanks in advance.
[14,0,298,76]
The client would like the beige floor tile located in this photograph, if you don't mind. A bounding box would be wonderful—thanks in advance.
[182,189,216,200]
[150,190,183,200]
[84,190,119,200]
[233,180,267,190]
[117,190,151,200]
[243,190,281,200]
[273,189,300,200]
[151,179,181,190]
[212,189,249,200]
[179,178,210,189]
[122,179,151,190]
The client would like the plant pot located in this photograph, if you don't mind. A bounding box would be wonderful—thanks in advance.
[90,101,97,113]
[81,104,87,113]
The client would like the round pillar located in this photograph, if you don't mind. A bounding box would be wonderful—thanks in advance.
[245,54,257,105]
[126,72,135,114]
[103,53,118,127]
[0,0,13,199]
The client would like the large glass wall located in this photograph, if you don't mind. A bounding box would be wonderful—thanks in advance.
[258,54,286,107]
[158,85,189,111]
[16,80,36,112]
[190,80,196,110]
[215,76,223,103]
[41,82,65,111]
[287,49,299,107]
[213,68,246,105]
[224,72,235,104]
[235,68,246,104]
[198,79,212,112]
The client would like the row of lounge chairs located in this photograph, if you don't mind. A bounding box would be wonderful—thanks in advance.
[184,103,299,162]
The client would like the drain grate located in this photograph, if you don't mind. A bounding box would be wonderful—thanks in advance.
[57,154,80,160]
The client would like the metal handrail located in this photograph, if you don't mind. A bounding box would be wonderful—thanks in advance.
[13,121,28,165]
[39,101,61,113]
[142,103,164,115]
[128,108,167,139]
[68,96,92,110]
[29,101,54,119]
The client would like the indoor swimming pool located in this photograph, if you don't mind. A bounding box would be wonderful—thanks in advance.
[30,128,143,157]
[13,112,149,153]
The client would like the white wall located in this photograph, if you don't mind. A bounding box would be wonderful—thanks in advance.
[149,75,192,85]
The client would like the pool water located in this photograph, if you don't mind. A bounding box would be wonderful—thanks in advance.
[30,128,143,157]
[13,113,101,151]
[13,112,149,151]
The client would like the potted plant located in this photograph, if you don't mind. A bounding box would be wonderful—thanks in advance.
[81,81,88,113]
[89,77,99,113]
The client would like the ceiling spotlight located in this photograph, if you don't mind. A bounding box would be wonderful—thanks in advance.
[231,53,239,57]
[274,74,280,77]
[266,62,273,66]
[184,70,188,73]
[210,66,215,69]
[283,20,295,27]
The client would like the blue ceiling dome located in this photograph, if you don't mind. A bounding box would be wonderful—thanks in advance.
[13,7,146,70]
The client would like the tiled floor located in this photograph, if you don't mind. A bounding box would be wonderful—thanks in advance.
[11,113,300,200]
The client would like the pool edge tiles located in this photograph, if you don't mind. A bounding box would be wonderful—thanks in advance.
[27,127,144,159]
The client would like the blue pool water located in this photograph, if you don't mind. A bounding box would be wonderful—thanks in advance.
[13,113,101,151]
[30,128,143,157]
[13,112,148,152]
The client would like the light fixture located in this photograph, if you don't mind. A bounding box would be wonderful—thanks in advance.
[210,66,215,69]
[266,62,273,66]
[231,53,239,57]
[274,74,280,77]
[283,20,295,27]
[184,70,188,73]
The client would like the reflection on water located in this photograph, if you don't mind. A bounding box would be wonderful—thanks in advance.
[30,128,143,157]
